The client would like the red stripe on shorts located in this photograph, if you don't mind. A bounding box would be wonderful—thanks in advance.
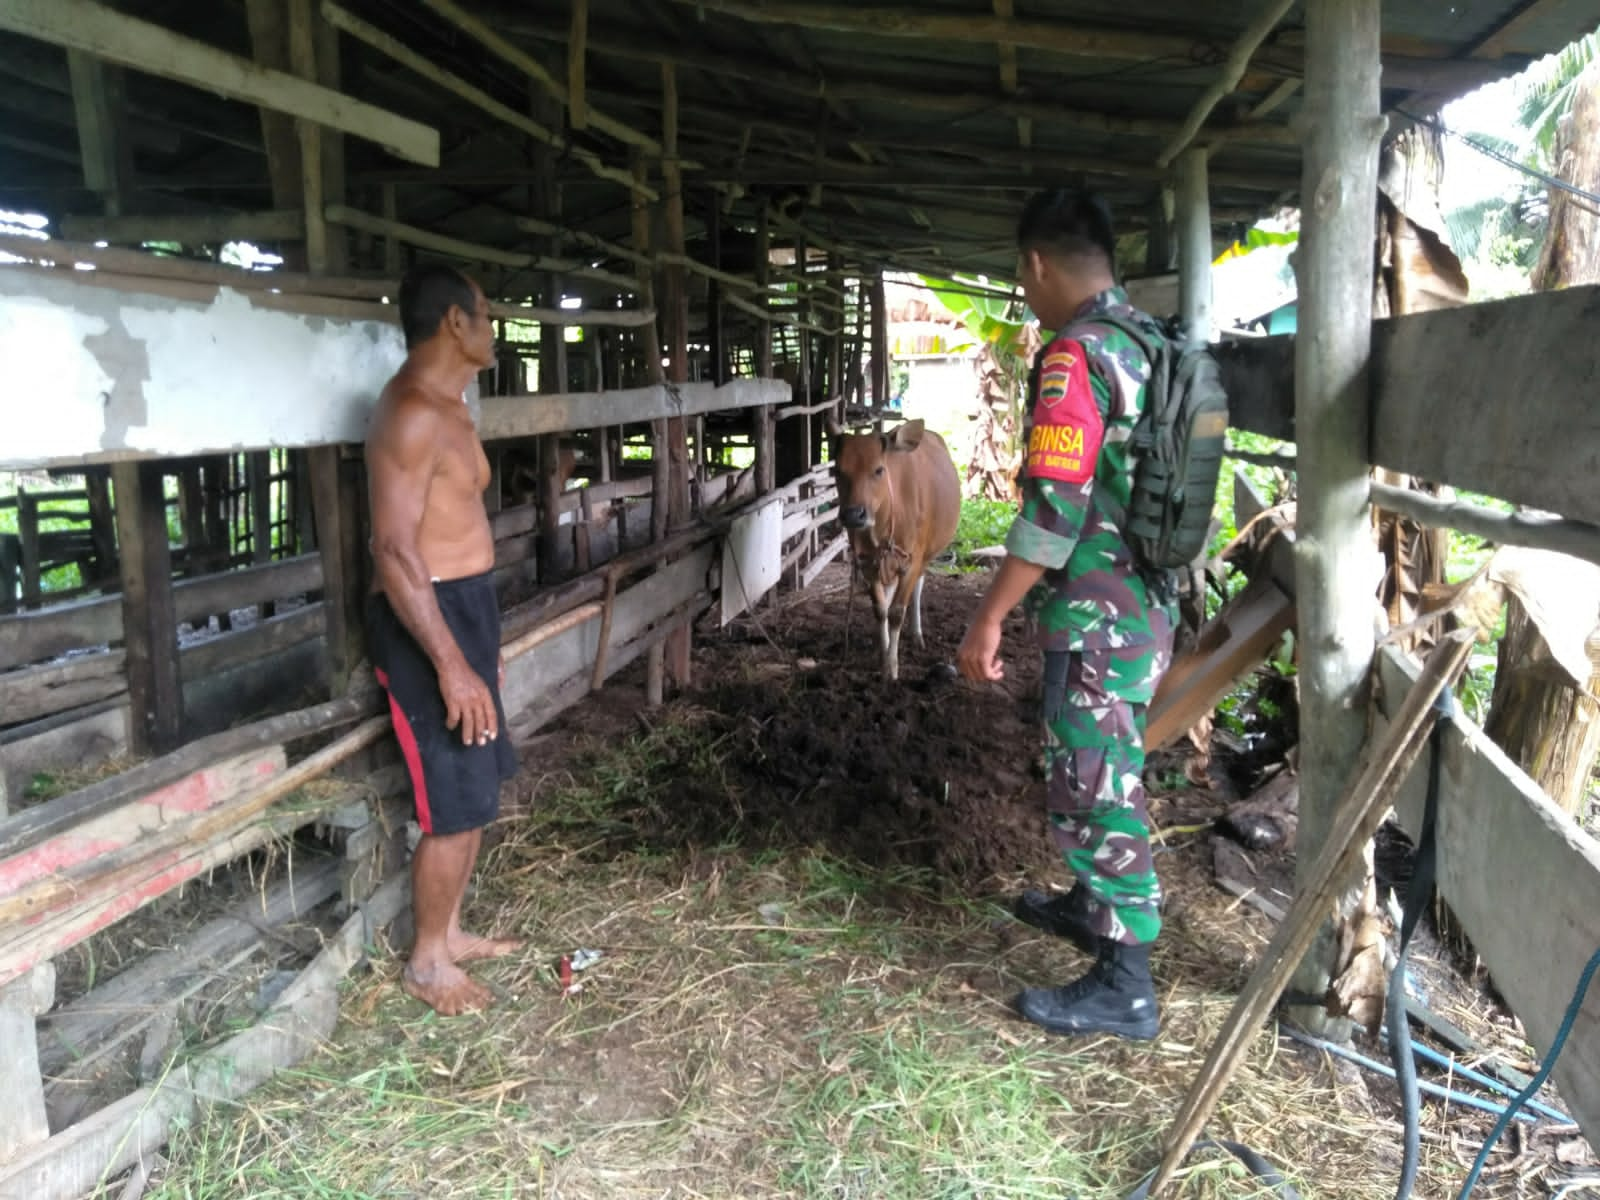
[375,667,433,836]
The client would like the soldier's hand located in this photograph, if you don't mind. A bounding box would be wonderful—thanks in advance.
[439,657,497,747]
[957,617,1006,683]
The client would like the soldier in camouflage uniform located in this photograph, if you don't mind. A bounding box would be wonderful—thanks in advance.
[957,188,1175,1040]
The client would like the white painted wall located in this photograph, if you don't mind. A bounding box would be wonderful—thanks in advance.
[0,268,422,469]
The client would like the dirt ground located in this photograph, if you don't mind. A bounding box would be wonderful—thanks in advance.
[124,562,1596,1200]
[520,563,1060,894]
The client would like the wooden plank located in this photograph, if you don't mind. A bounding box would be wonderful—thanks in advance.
[0,650,127,726]
[58,209,305,246]
[0,873,408,1200]
[180,604,326,679]
[0,554,323,672]
[0,747,284,900]
[0,691,375,860]
[1215,333,1295,442]
[478,379,788,442]
[0,977,50,1162]
[500,546,712,721]
[37,856,342,1078]
[801,532,848,587]
[111,461,181,755]
[1149,631,1476,1196]
[1371,285,1600,526]
[1379,645,1600,1149]
[0,0,439,166]
[0,719,388,953]
[1144,577,1295,751]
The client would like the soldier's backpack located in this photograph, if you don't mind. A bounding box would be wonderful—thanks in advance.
[1068,312,1230,577]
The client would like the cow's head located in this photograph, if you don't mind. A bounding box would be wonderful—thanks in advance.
[829,417,926,532]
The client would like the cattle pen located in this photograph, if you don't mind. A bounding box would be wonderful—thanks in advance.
[2,1,1600,1197]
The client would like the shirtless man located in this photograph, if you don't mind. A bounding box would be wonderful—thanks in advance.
[365,262,520,1015]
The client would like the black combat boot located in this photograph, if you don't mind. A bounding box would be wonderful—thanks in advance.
[1012,885,1098,955]
[1016,938,1159,1040]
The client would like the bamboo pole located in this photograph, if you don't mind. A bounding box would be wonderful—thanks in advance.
[501,601,604,661]
[1285,0,1386,1035]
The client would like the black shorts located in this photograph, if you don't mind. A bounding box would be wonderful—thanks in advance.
[368,572,517,836]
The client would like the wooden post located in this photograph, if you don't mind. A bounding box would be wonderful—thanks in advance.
[827,251,844,409]
[1285,0,1385,1034]
[84,467,116,586]
[381,183,402,275]
[630,148,668,706]
[17,489,40,610]
[1176,148,1212,346]
[707,191,727,387]
[287,0,329,275]
[66,51,132,216]
[1145,191,1174,276]
[661,62,692,689]
[111,461,182,755]
[532,94,569,586]
[753,204,776,496]
[308,447,360,694]
[870,270,889,428]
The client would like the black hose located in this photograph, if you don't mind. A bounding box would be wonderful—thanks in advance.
[1390,687,1455,1200]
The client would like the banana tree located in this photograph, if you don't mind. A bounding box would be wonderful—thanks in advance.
[921,277,1038,501]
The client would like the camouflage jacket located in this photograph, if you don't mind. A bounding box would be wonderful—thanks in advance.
[1004,287,1173,653]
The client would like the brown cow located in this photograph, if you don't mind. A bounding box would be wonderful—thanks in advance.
[829,417,961,681]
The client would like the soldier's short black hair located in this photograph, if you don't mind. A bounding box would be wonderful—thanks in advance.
[1016,188,1118,273]
[398,262,478,349]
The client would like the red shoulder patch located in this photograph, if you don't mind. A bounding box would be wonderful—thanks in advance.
[1026,338,1103,484]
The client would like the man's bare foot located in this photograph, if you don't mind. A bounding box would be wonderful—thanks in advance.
[447,929,524,964]
[402,960,493,1015]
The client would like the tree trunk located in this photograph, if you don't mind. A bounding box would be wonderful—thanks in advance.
[1486,608,1600,816]
[1532,60,1600,292]
[1487,60,1600,817]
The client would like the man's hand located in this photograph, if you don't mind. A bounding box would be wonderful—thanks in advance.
[439,657,497,746]
[957,616,1006,682]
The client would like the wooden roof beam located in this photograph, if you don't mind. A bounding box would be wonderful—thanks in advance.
[660,0,1530,94]
[992,0,1030,153]
[416,0,662,156]
[1157,0,1297,167]
[319,1,651,198]
[0,0,440,166]
[512,17,1298,148]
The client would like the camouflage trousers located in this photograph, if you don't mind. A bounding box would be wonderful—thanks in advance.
[1041,637,1172,947]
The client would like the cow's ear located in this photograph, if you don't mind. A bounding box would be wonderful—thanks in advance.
[888,418,925,452]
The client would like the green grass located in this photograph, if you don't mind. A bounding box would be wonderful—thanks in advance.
[949,498,1014,567]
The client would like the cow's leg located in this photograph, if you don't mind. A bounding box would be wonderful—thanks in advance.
[875,577,901,679]
[907,571,926,647]
[885,600,906,682]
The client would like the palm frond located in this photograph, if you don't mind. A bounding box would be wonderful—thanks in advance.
[1514,30,1600,154]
